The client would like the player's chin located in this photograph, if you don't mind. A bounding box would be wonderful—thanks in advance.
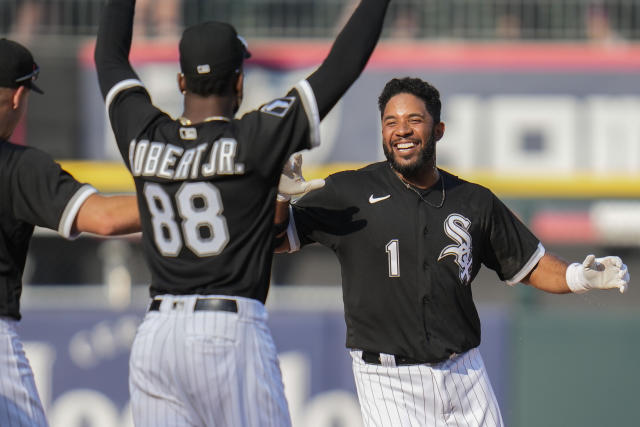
[389,156,422,176]
[393,147,422,163]
[385,146,422,173]
[394,148,420,162]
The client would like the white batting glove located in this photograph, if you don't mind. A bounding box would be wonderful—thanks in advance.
[277,153,325,201]
[566,254,630,294]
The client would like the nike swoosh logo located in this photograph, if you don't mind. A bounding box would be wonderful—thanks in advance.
[369,194,391,204]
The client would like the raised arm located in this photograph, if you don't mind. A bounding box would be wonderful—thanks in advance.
[94,0,139,100]
[307,0,390,119]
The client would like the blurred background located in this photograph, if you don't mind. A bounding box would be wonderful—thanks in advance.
[2,0,640,426]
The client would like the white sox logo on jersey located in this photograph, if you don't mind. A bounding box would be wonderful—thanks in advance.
[438,213,473,284]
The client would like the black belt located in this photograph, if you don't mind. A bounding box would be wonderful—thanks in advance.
[361,350,425,366]
[149,298,238,313]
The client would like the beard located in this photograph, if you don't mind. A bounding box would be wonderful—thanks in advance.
[383,134,436,179]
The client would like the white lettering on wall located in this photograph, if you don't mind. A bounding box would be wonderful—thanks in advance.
[585,96,640,174]
[437,94,640,175]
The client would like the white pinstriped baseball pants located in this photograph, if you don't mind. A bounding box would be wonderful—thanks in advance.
[350,347,504,427]
[129,295,291,427]
[0,317,48,427]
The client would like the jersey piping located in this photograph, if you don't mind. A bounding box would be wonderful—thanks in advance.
[105,78,144,112]
[294,80,320,148]
[505,242,546,286]
[286,205,301,252]
[58,185,98,239]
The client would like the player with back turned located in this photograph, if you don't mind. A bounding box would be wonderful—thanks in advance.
[0,38,140,427]
[94,0,391,425]
[275,77,631,426]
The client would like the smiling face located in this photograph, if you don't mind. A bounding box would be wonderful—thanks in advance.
[381,92,444,180]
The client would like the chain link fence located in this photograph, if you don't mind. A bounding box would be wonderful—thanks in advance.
[1,0,639,41]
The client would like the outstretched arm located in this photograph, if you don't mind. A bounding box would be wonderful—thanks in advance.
[94,0,161,159]
[522,253,630,294]
[94,0,139,101]
[73,193,140,236]
[521,253,571,293]
[307,0,390,120]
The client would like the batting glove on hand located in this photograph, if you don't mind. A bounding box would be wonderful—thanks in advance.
[566,254,630,294]
[277,153,325,201]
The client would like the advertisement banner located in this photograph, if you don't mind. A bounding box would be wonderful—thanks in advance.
[79,42,640,177]
[19,304,508,427]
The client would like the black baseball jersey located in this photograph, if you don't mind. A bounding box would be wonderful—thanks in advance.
[96,0,389,302]
[290,162,544,362]
[0,140,96,319]
[105,80,320,302]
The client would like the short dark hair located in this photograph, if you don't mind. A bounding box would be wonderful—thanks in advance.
[185,71,239,96]
[378,77,441,123]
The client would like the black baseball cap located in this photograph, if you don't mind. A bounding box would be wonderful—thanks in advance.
[0,38,43,94]
[179,22,251,80]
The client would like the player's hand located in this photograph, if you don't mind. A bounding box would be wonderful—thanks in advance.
[566,254,630,294]
[277,153,325,201]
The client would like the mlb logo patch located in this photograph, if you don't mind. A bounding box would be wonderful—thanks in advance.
[260,97,295,118]
[179,127,198,140]
[197,64,211,74]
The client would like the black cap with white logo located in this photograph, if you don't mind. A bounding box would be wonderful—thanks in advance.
[0,38,43,94]
[179,21,251,81]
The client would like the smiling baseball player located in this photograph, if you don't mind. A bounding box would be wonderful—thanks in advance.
[275,77,630,426]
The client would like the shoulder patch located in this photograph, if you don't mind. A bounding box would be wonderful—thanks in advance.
[260,96,296,118]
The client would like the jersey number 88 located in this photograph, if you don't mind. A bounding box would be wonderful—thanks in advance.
[143,182,229,257]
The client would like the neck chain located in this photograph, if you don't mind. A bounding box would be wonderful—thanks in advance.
[392,165,446,208]
[178,116,231,126]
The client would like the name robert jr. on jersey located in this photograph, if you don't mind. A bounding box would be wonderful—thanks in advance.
[128,136,245,180]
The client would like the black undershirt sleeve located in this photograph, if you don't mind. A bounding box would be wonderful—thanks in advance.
[306,0,390,120]
[94,0,139,100]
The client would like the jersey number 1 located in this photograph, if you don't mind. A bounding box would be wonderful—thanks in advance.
[144,182,229,257]
[386,239,400,277]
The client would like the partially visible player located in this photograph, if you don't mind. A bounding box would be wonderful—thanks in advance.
[0,38,140,427]
[94,0,390,425]
[275,77,630,427]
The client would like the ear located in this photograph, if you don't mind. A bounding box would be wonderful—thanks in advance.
[177,73,187,94]
[12,86,27,110]
[235,71,244,99]
[233,71,244,111]
[433,122,445,142]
